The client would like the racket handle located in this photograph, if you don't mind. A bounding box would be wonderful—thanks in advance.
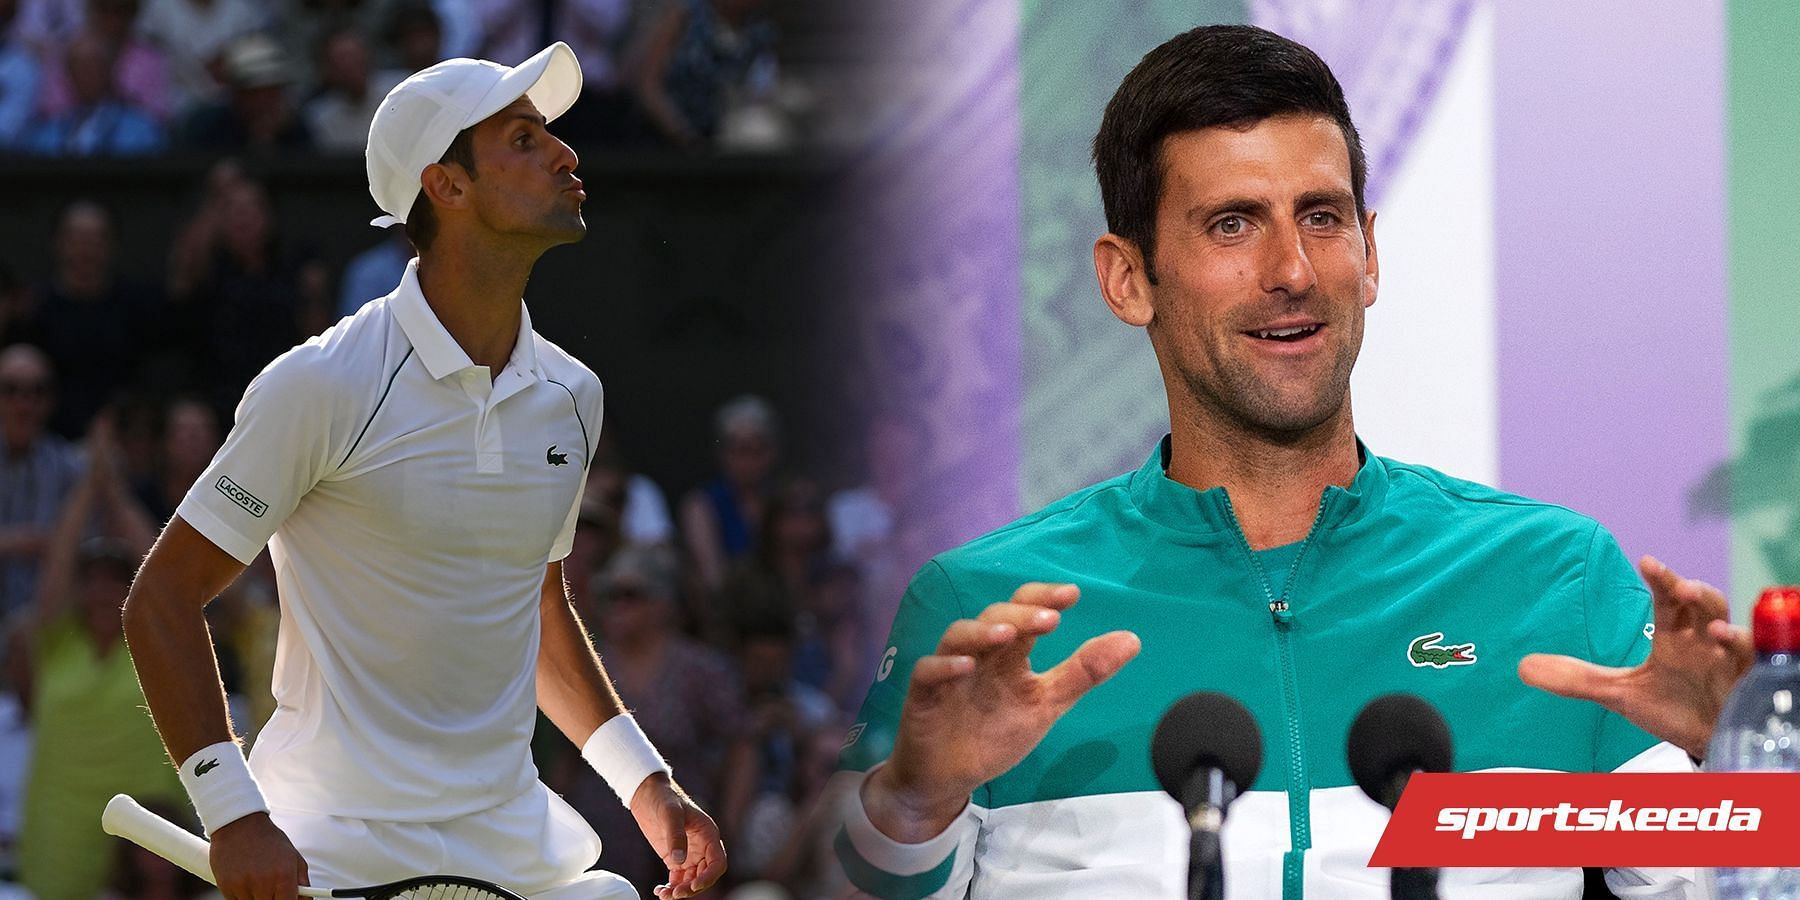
[102,794,217,882]
[102,795,333,897]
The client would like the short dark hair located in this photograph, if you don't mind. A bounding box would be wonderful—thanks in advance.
[1092,25,1366,283]
[403,127,478,252]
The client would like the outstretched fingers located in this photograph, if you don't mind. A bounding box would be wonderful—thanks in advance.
[1640,556,1730,632]
[1042,630,1141,708]
[1517,652,1626,705]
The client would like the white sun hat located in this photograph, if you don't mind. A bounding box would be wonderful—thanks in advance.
[364,42,582,228]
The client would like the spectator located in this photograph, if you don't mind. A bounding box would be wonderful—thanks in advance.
[183,31,313,152]
[37,0,171,124]
[135,0,266,115]
[186,177,307,405]
[21,28,164,155]
[720,615,836,880]
[0,345,82,620]
[569,543,750,895]
[336,228,412,317]
[595,420,676,545]
[681,393,779,591]
[16,200,155,438]
[635,0,777,150]
[0,0,41,149]
[302,24,399,153]
[718,476,829,637]
[130,395,219,526]
[15,418,171,900]
[378,0,442,77]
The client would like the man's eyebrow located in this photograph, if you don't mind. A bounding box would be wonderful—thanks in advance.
[1186,197,1271,223]
[504,111,548,129]
[1296,188,1355,210]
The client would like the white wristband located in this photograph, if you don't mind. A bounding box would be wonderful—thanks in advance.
[581,714,671,805]
[177,741,269,837]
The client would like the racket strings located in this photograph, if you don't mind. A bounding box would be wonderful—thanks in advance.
[373,882,518,900]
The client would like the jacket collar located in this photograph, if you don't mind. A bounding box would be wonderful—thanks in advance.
[388,258,540,382]
[1127,434,1389,538]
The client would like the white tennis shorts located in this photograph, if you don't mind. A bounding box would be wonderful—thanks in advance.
[271,780,636,899]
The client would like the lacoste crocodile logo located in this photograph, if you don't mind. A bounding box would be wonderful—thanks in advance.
[1408,632,1477,669]
[194,758,220,777]
[546,445,568,466]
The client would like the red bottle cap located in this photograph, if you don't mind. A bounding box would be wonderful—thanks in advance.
[1752,586,1800,653]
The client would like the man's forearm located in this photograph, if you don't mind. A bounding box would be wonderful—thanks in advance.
[123,583,240,763]
[535,565,628,745]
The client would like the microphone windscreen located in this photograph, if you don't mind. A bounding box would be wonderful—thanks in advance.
[1346,693,1454,806]
[1150,691,1263,799]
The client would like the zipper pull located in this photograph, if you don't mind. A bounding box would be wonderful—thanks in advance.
[1270,599,1293,624]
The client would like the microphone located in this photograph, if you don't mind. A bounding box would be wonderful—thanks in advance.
[1347,693,1454,900]
[1151,692,1263,900]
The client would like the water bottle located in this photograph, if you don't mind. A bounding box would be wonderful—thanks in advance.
[1705,585,1800,899]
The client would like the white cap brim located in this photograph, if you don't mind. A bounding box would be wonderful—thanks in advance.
[461,41,583,133]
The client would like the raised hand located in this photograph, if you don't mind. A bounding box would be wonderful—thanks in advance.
[864,583,1141,840]
[632,774,726,898]
[1519,556,1753,758]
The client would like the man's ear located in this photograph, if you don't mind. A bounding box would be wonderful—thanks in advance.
[1094,233,1155,327]
[419,161,468,212]
[1361,209,1379,308]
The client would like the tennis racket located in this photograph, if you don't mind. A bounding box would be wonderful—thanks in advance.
[102,794,528,900]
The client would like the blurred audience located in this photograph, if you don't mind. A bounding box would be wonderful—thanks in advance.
[681,393,779,591]
[336,228,412,317]
[0,0,41,149]
[130,395,221,525]
[167,172,308,406]
[37,0,171,124]
[183,32,313,153]
[135,0,268,116]
[0,345,81,621]
[721,615,837,879]
[14,416,173,900]
[303,24,400,154]
[636,0,777,151]
[15,200,155,437]
[21,28,165,155]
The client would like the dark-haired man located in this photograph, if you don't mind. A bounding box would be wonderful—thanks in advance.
[836,25,1722,899]
[125,44,725,900]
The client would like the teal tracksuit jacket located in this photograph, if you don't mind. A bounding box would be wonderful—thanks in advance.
[834,439,1698,899]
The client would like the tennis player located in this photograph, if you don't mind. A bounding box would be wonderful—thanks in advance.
[122,43,725,900]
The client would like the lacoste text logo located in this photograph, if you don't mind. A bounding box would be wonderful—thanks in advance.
[546,445,569,466]
[194,758,220,777]
[1409,632,1477,669]
[215,475,267,517]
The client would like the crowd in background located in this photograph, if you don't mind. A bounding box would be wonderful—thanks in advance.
[0,0,818,157]
[0,1,884,896]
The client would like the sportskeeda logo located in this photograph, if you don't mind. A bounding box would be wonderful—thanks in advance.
[1371,773,1800,867]
[1437,800,1761,838]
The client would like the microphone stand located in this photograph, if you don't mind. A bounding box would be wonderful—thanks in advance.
[1380,772,1439,900]
[1183,768,1235,900]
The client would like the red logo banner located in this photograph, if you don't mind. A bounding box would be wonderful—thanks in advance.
[1369,773,1800,867]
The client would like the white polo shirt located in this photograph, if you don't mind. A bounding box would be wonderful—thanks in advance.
[177,258,602,821]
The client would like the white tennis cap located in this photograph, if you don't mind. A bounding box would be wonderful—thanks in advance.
[365,42,582,228]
